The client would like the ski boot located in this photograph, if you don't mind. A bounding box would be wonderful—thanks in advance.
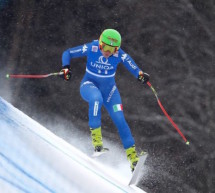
[90,127,108,153]
[126,145,139,172]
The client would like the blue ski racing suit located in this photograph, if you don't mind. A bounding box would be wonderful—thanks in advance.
[62,40,143,149]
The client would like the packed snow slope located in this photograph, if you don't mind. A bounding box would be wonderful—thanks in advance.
[0,97,146,193]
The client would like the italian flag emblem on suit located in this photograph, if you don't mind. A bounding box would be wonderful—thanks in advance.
[113,104,123,112]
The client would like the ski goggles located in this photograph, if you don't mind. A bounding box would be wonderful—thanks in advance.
[100,42,119,54]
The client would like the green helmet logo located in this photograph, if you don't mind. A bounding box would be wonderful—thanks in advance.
[99,29,121,48]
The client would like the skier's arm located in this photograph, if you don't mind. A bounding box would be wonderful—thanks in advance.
[60,43,90,81]
[120,50,150,84]
[62,43,90,67]
[120,51,141,78]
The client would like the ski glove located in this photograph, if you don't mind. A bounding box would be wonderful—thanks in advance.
[138,71,150,84]
[60,65,72,81]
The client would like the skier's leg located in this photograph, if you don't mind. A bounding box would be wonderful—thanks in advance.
[80,81,105,151]
[80,81,103,129]
[103,86,134,149]
[103,86,139,170]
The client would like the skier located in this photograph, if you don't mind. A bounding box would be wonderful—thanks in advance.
[60,29,150,172]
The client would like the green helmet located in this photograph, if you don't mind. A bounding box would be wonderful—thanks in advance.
[99,29,121,48]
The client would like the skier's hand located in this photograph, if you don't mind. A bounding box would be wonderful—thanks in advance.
[60,65,71,81]
[138,71,150,84]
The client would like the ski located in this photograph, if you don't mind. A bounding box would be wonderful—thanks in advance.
[129,152,148,185]
[92,148,109,157]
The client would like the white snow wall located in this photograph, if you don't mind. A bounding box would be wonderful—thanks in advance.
[0,97,146,193]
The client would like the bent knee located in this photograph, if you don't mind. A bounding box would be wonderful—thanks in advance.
[89,92,103,104]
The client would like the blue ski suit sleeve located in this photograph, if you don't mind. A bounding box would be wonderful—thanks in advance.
[62,43,91,67]
[119,49,141,78]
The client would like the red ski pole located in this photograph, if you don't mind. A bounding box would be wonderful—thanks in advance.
[6,72,64,79]
[147,81,189,145]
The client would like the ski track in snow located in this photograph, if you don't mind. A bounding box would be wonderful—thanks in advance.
[0,97,147,193]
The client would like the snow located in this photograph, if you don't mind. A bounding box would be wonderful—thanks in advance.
[0,97,146,193]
